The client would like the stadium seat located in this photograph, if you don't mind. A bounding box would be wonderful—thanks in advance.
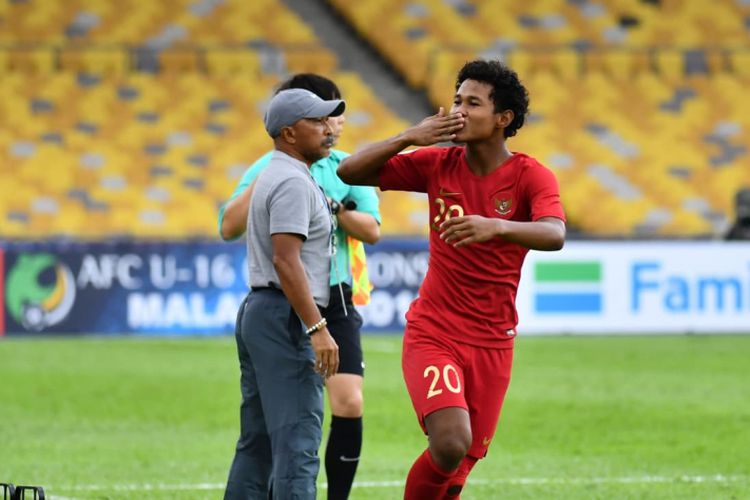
[584,50,652,80]
[59,48,130,75]
[655,49,685,78]
[729,50,750,78]
[704,49,728,74]
[204,49,261,76]
[507,49,581,79]
[283,49,337,76]
[4,48,55,73]
[158,50,201,73]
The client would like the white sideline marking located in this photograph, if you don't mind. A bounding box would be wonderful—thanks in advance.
[49,474,747,493]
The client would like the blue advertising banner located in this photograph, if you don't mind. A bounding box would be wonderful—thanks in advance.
[357,238,428,333]
[4,239,749,336]
[1,241,249,336]
[0,239,427,336]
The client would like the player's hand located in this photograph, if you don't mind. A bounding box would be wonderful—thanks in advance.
[309,327,339,379]
[404,107,464,146]
[440,215,501,247]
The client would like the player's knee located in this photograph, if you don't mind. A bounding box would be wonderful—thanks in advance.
[330,390,363,418]
[430,433,470,471]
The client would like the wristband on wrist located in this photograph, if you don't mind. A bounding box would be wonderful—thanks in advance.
[305,317,327,336]
[329,199,341,215]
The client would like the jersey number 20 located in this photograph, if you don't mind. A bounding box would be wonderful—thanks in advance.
[424,364,462,399]
[431,198,464,231]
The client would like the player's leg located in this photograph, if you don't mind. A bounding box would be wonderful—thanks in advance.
[403,407,472,500]
[324,284,365,500]
[401,331,471,499]
[325,374,363,499]
[443,455,477,499]
[248,289,325,500]
[225,294,272,500]
[442,346,513,499]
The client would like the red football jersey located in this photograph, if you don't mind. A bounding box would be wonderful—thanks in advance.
[380,146,565,348]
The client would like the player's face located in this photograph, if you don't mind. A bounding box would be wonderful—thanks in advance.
[450,79,507,142]
[288,116,334,163]
[326,114,345,147]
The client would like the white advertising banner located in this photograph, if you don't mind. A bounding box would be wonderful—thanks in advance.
[516,241,750,334]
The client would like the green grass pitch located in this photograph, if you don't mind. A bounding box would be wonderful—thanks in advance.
[1,334,749,499]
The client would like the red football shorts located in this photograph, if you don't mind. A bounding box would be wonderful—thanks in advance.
[402,325,514,459]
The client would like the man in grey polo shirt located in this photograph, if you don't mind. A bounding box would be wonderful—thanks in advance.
[225,88,343,500]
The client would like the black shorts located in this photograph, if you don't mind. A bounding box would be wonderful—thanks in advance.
[322,283,364,376]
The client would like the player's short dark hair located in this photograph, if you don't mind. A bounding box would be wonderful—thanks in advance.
[276,73,342,100]
[456,60,529,138]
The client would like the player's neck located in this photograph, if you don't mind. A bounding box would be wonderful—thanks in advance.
[464,140,513,176]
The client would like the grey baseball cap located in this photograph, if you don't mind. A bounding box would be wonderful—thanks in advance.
[264,88,346,138]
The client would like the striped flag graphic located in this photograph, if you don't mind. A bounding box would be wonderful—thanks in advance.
[348,236,372,306]
[533,261,602,314]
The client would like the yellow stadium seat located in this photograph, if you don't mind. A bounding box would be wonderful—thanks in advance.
[705,49,728,74]
[59,49,130,76]
[729,50,750,78]
[655,49,684,78]
[552,49,582,80]
[6,48,55,73]
[283,49,337,75]
[585,50,652,80]
[159,50,201,72]
[510,50,582,79]
[204,49,261,76]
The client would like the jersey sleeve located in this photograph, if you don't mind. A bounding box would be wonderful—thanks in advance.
[378,147,438,193]
[268,177,313,238]
[523,162,566,222]
[216,151,273,239]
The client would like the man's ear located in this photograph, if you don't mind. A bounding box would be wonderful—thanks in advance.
[496,110,514,130]
[280,126,296,144]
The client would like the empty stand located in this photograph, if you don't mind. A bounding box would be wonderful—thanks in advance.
[0,71,410,239]
[2,1,750,238]
[507,70,750,236]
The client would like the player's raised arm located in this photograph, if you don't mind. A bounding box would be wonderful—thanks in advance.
[337,107,464,186]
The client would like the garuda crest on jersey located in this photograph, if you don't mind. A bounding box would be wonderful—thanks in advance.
[494,197,513,216]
